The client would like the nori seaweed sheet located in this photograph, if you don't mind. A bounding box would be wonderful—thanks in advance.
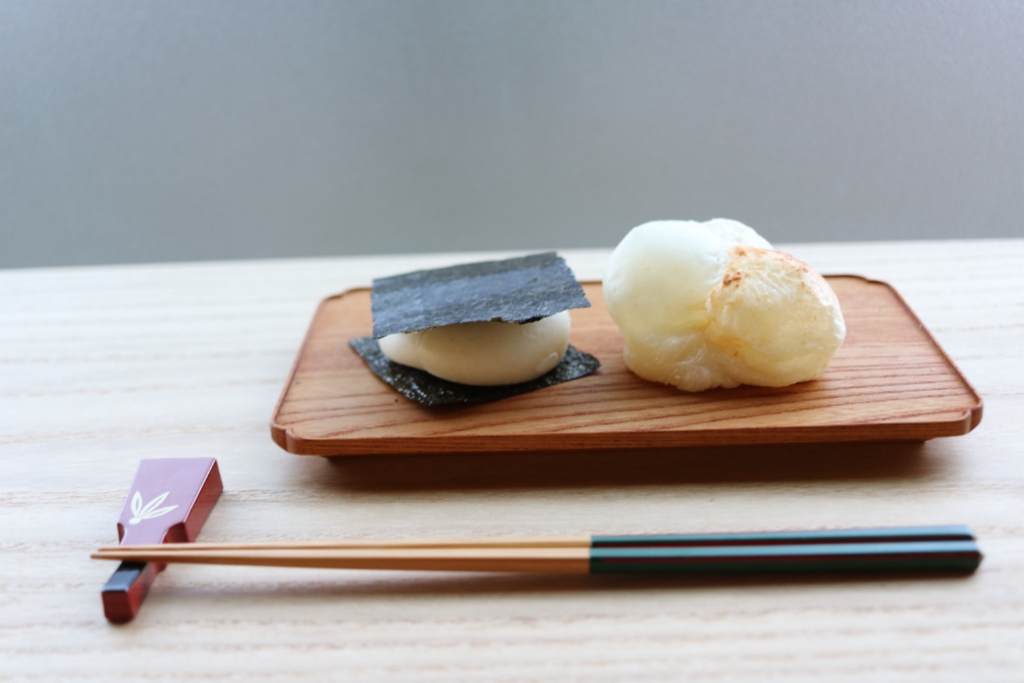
[370,252,590,338]
[349,337,600,407]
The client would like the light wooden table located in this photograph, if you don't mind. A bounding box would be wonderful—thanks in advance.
[2,240,1022,681]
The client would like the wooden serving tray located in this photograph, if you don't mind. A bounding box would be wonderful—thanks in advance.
[271,277,982,456]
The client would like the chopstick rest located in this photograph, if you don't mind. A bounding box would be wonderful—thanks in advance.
[100,458,223,623]
[93,525,982,576]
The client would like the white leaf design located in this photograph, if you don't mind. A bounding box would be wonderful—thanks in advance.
[128,491,179,525]
[139,491,169,516]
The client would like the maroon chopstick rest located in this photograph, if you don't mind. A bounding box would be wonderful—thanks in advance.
[101,458,223,623]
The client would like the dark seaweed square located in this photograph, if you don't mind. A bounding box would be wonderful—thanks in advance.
[371,252,590,338]
[349,337,600,407]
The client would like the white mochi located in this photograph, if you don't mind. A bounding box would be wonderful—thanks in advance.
[603,219,845,391]
[377,311,571,386]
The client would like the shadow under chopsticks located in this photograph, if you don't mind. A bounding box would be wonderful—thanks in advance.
[157,565,978,604]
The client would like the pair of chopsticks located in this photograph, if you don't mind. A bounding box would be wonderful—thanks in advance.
[92,525,982,575]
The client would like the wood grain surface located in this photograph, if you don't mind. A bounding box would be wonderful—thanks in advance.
[2,240,1023,681]
[272,277,981,455]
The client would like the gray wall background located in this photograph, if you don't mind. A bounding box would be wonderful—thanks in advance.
[2,0,1022,269]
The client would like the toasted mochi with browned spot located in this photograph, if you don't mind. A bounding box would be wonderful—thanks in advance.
[603,219,846,392]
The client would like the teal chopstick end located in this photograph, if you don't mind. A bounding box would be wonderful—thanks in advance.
[588,531,983,576]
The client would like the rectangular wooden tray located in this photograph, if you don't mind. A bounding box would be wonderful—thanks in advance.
[271,277,982,456]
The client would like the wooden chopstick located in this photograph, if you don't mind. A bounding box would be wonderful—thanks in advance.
[95,535,593,552]
[91,541,980,574]
[94,547,592,573]
[94,525,976,554]
[92,526,983,575]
